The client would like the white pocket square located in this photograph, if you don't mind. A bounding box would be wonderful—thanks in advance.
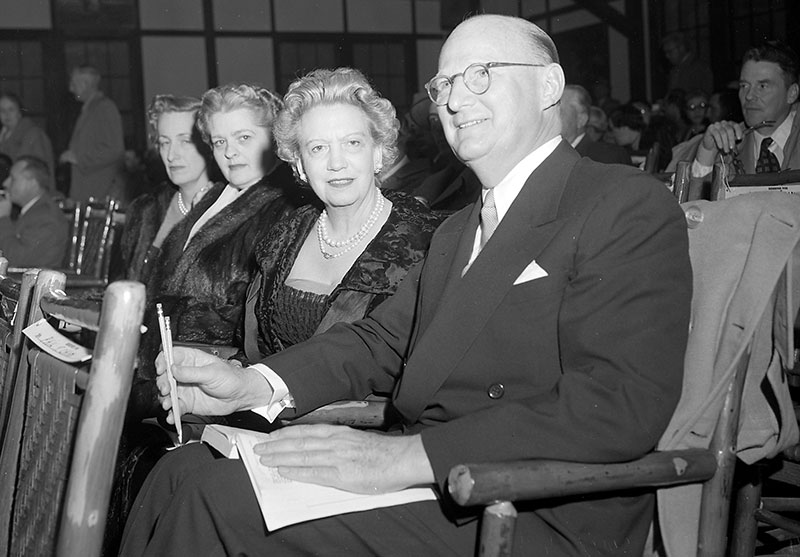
[513,260,548,285]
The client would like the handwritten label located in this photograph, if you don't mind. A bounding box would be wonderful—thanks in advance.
[23,319,92,363]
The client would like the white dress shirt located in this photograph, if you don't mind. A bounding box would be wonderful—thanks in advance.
[251,135,563,421]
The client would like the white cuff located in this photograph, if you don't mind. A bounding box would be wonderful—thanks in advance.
[248,363,295,422]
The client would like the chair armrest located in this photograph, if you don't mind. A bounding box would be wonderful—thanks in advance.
[447,449,717,507]
[284,399,390,428]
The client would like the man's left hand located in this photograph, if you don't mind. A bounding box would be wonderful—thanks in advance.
[253,425,435,494]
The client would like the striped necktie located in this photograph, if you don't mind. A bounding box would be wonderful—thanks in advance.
[480,188,498,249]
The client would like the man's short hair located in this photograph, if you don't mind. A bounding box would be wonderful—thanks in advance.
[742,40,800,87]
[564,84,592,113]
[15,155,51,192]
[523,23,560,64]
[588,106,608,131]
[610,104,648,132]
[72,65,102,87]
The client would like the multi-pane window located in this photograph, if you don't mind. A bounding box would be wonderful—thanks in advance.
[352,40,412,116]
[63,40,137,149]
[0,40,47,129]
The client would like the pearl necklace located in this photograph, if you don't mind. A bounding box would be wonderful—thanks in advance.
[176,192,189,216]
[177,183,212,216]
[317,191,385,260]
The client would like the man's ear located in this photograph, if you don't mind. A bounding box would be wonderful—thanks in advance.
[542,64,566,111]
[787,82,799,106]
[577,109,590,130]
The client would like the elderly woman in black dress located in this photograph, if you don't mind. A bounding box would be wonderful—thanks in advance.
[240,67,441,361]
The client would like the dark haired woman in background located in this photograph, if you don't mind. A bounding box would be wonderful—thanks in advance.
[120,94,217,282]
[130,83,303,419]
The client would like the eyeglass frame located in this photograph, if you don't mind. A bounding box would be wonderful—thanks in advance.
[686,102,708,110]
[425,61,546,106]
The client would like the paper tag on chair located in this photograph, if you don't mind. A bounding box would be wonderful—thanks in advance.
[23,319,92,363]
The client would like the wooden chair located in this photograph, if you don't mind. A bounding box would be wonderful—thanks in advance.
[0,266,40,445]
[710,167,800,201]
[1,274,144,557]
[59,199,82,271]
[9,197,120,291]
[74,197,119,283]
[643,141,662,174]
[652,160,692,203]
[286,396,392,428]
[447,193,800,557]
[672,160,692,203]
[0,269,64,556]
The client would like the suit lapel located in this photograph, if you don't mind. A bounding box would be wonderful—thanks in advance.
[783,111,800,170]
[395,143,580,421]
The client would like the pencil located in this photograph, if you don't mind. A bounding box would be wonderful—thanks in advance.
[156,304,183,445]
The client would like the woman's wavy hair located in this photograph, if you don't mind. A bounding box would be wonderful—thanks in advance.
[147,94,202,143]
[273,68,399,181]
[146,94,215,169]
[196,83,283,145]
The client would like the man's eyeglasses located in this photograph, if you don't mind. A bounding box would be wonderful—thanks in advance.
[687,102,708,110]
[425,62,545,106]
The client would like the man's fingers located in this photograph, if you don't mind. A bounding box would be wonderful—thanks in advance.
[266,424,345,440]
[274,466,342,487]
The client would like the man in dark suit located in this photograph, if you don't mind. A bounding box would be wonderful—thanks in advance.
[0,155,68,268]
[120,15,691,557]
[692,41,800,178]
[562,84,632,165]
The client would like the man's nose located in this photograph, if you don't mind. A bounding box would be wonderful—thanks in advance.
[447,77,473,112]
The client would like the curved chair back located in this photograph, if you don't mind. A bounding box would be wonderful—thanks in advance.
[1,275,144,557]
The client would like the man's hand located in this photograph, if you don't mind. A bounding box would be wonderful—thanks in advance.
[0,197,12,218]
[59,150,78,165]
[253,425,435,494]
[695,120,745,166]
[155,346,273,421]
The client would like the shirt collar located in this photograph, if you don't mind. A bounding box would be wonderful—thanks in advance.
[483,136,562,222]
[570,133,586,149]
[20,195,41,215]
[771,108,795,150]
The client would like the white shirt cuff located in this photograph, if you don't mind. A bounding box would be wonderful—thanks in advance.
[248,363,295,422]
[691,159,713,178]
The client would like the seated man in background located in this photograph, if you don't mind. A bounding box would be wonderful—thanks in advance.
[692,40,799,178]
[121,14,691,557]
[561,84,632,165]
[0,155,68,268]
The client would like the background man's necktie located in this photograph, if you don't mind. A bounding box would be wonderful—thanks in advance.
[756,137,781,173]
[480,188,498,249]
